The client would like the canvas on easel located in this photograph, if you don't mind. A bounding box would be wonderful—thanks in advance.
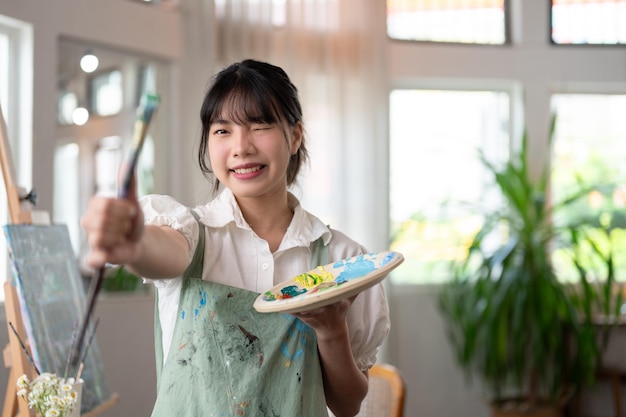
[0,103,118,416]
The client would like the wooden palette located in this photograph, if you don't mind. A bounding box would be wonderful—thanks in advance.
[253,251,404,314]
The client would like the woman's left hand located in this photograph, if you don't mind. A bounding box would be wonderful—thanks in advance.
[290,295,357,341]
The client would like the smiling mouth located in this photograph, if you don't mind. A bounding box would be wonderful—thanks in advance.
[232,165,264,174]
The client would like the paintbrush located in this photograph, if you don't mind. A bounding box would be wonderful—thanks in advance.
[70,93,160,368]
[75,317,100,381]
[63,320,78,378]
[9,321,40,375]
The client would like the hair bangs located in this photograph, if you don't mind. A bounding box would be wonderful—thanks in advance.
[210,81,281,126]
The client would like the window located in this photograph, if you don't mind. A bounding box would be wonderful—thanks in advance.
[389,89,510,284]
[387,0,509,44]
[551,94,626,281]
[0,31,7,111]
[551,94,626,197]
[0,15,33,301]
[89,69,123,116]
[53,143,80,252]
[94,136,124,197]
[0,30,9,302]
[551,0,626,44]
[55,38,167,261]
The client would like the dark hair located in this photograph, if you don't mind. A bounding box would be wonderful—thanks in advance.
[198,59,308,190]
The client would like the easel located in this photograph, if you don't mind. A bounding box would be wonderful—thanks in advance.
[0,104,118,416]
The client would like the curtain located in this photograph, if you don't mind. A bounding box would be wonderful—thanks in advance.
[203,0,390,251]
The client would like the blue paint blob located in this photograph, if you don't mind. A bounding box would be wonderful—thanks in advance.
[293,319,312,334]
[380,252,395,266]
[181,310,186,320]
[188,289,207,320]
[281,342,304,360]
[336,256,375,283]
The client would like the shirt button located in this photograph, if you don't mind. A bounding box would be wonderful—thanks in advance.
[262,263,269,270]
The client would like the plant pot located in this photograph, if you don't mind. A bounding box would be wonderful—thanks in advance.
[491,399,563,417]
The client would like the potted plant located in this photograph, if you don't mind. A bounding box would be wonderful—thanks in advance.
[438,125,624,417]
[102,265,144,293]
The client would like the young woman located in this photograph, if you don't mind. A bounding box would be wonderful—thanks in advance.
[81,59,390,417]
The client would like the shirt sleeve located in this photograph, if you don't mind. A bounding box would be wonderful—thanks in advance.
[139,194,199,264]
[348,283,391,371]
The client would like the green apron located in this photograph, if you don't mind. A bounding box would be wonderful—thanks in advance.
[151,213,330,417]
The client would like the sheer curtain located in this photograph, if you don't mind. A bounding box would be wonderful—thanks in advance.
[206,0,389,251]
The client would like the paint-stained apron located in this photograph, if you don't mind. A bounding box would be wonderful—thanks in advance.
[151,213,330,417]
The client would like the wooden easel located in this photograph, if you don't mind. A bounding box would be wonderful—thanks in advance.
[0,101,35,417]
[0,104,118,416]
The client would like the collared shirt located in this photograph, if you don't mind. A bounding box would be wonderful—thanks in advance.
[140,189,390,371]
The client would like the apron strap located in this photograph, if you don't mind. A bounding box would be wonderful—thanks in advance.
[309,232,330,269]
[154,209,205,384]
[184,209,205,278]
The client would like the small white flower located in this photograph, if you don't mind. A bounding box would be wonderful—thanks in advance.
[45,407,61,417]
[16,374,29,388]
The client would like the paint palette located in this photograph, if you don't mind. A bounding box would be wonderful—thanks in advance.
[253,251,404,314]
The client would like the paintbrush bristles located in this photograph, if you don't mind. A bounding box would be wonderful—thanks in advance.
[75,362,85,382]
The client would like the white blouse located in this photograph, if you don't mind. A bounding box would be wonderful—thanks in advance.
[140,189,390,371]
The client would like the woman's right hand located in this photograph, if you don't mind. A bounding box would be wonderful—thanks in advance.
[80,194,144,269]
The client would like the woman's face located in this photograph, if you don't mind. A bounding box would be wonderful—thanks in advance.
[207,115,302,200]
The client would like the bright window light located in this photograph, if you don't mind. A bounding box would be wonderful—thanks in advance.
[90,70,123,116]
[551,94,626,189]
[0,31,9,302]
[551,94,626,281]
[53,143,80,254]
[552,0,626,44]
[0,33,7,114]
[95,136,123,197]
[387,0,508,44]
[58,91,78,124]
[389,89,510,284]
